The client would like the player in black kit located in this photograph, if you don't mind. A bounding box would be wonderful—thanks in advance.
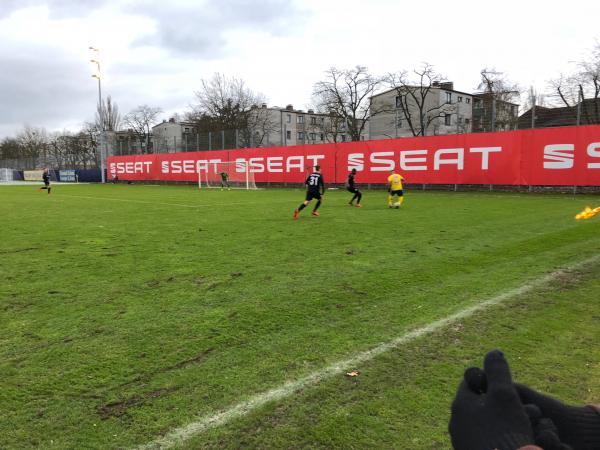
[346,168,362,207]
[294,165,324,219]
[39,168,51,194]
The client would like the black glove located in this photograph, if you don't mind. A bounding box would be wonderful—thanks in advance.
[516,384,600,450]
[523,404,573,450]
[449,350,535,450]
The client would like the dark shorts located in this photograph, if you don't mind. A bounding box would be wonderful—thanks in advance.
[44,180,50,187]
[346,187,359,194]
[305,190,322,201]
[390,189,403,196]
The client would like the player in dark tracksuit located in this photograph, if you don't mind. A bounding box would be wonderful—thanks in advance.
[346,168,362,207]
[293,165,324,219]
[39,168,51,194]
[220,172,230,190]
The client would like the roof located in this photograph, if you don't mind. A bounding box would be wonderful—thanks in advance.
[371,85,475,99]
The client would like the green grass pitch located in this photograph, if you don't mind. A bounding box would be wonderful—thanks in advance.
[1,184,600,449]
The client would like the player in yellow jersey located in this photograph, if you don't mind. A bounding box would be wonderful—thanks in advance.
[387,169,405,208]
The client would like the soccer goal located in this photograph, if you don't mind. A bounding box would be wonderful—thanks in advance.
[198,161,256,189]
[0,168,14,182]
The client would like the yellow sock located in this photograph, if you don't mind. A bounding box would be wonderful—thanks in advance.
[399,197,404,206]
[387,194,393,206]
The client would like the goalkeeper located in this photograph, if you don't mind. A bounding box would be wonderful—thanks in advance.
[220,171,230,190]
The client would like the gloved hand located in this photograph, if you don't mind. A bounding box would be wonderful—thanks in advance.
[523,404,573,450]
[449,350,536,450]
[516,384,600,450]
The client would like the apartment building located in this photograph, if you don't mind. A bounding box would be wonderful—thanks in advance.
[369,82,473,139]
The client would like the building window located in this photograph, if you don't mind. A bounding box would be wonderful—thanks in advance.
[298,132,304,140]
[395,96,402,108]
[310,133,316,140]
[446,92,452,103]
[458,116,463,124]
[457,96,463,102]
[184,127,190,132]
[310,117,316,125]
[465,118,470,125]
[320,133,324,140]
[297,115,304,123]
[341,134,346,142]
[360,135,365,141]
[466,98,471,104]
[287,114,291,123]
[444,114,451,126]
[320,117,325,124]
[286,130,291,140]
[340,122,346,130]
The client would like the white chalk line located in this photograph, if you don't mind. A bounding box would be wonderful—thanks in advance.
[57,194,290,209]
[135,253,600,450]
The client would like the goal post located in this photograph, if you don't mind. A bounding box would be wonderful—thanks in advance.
[198,160,256,189]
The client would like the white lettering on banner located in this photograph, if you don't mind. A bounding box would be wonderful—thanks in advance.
[267,157,283,173]
[306,155,325,168]
[470,147,502,170]
[544,144,574,169]
[240,156,321,173]
[196,160,209,172]
[112,161,152,174]
[370,152,395,171]
[183,160,195,174]
[249,157,265,173]
[171,161,182,174]
[588,143,600,168]
[347,153,364,171]
[235,158,246,173]
[400,150,427,170]
[286,156,304,172]
[208,159,221,173]
[434,149,464,170]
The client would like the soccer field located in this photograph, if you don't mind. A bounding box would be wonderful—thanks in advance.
[1,184,600,449]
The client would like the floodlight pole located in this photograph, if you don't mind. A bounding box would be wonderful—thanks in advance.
[90,47,106,183]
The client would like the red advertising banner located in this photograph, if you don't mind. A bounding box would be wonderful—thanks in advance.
[107,125,600,186]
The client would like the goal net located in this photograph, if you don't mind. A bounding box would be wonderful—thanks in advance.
[198,160,256,189]
[0,168,15,182]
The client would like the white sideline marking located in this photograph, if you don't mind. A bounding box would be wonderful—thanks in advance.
[58,194,288,209]
[135,254,600,450]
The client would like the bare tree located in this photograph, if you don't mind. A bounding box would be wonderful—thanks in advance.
[478,68,520,102]
[187,73,277,148]
[16,126,49,166]
[386,63,454,137]
[312,66,382,141]
[123,105,162,154]
[548,43,600,124]
[475,68,520,131]
[96,95,121,132]
[188,73,265,129]
[243,105,280,147]
[0,137,22,160]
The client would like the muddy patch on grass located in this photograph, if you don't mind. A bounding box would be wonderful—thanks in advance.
[169,348,214,371]
[343,284,367,296]
[97,387,178,419]
[0,247,39,254]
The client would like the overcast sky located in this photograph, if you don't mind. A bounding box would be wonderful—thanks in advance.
[0,0,598,139]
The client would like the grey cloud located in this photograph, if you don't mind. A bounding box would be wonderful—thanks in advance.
[128,0,310,57]
[0,45,101,138]
[0,0,109,19]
